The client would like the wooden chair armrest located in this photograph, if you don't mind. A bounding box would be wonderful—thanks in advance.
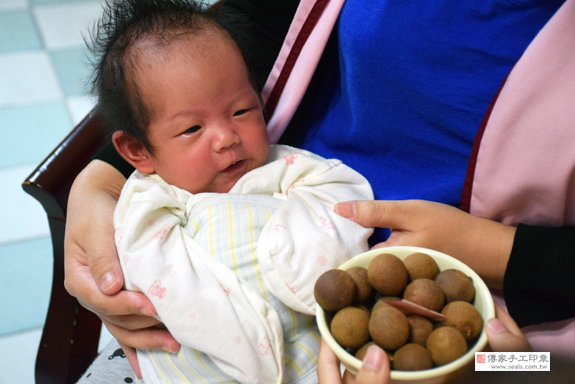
[22,110,106,384]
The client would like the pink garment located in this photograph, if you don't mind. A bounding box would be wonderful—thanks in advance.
[463,0,575,357]
[263,0,575,357]
[262,0,345,143]
[464,0,575,228]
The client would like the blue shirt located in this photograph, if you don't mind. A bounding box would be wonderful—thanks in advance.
[283,0,563,244]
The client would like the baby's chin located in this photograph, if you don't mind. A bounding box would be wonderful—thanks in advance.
[214,159,260,192]
[209,174,247,194]
[198,157,267,194]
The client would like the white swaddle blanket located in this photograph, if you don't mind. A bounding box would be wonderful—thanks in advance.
[114,145,373,384]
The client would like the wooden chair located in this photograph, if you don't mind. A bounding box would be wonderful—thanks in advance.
[22,110,106,384]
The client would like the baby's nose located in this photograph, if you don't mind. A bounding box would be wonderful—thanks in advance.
[212,124,240,152]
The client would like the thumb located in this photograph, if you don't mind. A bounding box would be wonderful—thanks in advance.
[83,222,124,295]
[335,200,411,229]
[88,235,124,294]
[65,159,126,295]
[355,345,390,384]
[485,304,532,353]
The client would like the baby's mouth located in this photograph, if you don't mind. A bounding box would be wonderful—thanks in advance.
[223,159,246,173]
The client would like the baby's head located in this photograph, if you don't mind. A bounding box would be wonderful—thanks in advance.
[89,0,269,194]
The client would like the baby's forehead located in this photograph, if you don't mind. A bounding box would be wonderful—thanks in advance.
[127,29,217,82]
[128,26,250,121]
[133,25,232,59]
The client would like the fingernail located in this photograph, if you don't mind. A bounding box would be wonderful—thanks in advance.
[486,318,507,334]
[141,307,156,316]
[335,202,356,219]
[362,345,384,371]
[162,345,179,353]
[100,272,118,292]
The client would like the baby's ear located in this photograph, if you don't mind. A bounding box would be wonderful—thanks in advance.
[112,131,155,174]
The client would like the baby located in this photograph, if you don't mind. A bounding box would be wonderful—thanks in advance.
[88,0,373,383]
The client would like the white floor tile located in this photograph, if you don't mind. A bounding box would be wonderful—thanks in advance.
[0,0,28,11]
[66,95,96,125]
[33,1,104,50]
[0,327,40,384]
[0,51,62,107]
[0,164,50,246]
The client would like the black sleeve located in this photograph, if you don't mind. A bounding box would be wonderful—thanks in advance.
[503,224,575,328]
[92,141,135,179]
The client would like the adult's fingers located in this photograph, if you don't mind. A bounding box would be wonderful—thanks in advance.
[318,338,391,384]
[354,345,390,384]
[103,319,181,353]
[96,312,160,331]
[118,340,142,379]
[78,288,157,320]
[65,160,127,295]
[335,200,417,230]
[486,304,532,353]
[318,338,345,383]
[65,251,157,321]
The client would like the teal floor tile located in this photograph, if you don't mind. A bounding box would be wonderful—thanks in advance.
[0,10,43,53]
[0,101,73,168]
[49,48,91,97]
[0,237,52,336]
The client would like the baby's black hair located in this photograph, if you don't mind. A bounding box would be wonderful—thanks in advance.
[87,0,256,153]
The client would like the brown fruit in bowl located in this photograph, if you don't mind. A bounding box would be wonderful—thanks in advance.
[314,269,356,312]
[346,266,374,304]
[372,296,401,313]
[331,307,370,349]
[368,253,408,296]
[407,315,434,346]
[426,326,468,366]
[369,306,409,350]
[403,278,445,313]
[393,343,433,371]
[440,301,483,340]
[403,252,439,281]
[435,269,475,303]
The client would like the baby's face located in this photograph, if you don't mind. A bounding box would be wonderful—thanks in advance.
[135,30,269,194]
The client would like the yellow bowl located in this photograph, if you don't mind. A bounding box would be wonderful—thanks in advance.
[316,246,495,383]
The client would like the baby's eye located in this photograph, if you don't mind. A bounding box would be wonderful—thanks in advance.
[233,109,248,116]
[184,125,201,134]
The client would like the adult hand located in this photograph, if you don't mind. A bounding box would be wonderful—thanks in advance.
[64,160,180,377]
[335,200,516,289]
[318,338,390,384]
[485,302,532,353]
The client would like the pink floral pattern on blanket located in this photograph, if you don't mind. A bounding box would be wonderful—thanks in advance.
[148,280,166,299]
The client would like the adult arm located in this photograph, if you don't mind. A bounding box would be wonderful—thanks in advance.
[334,200,515,289]
[504,224,575,328]
[63,159,179,378]
[334,199,575,327]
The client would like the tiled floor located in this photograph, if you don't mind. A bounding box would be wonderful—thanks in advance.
[0,0,106,383]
